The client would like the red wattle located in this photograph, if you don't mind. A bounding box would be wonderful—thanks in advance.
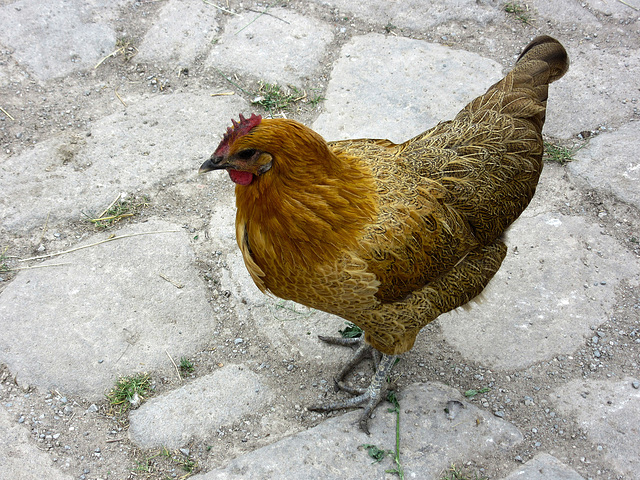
[228,169,254,185]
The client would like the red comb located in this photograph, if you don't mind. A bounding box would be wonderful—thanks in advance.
[214,113,262,157]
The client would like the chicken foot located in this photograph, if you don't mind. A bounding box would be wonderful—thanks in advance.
[316,335,382,394]
[310,336,397,434]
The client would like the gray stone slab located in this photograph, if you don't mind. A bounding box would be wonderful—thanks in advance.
[0,219,215,400]
[137,0,219,65]
[544,46,640,139]
[501,453,585,480]
[586,0,640,19]
[525,0,600,26]
[0,0,118,80]
[0,93,248,234]
[569,122,640,209]
[312,0,499,30]
[439,212,640,370]
[0,404,74,480]
[313,34,503,143]
[206,8,333,85]
[129,365,273,449]
[551,378,640,477]
[191,382,522,480]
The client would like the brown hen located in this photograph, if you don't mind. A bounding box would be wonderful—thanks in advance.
[199,36,569,433]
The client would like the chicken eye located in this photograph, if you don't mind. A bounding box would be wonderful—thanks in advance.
[236,148,257,160]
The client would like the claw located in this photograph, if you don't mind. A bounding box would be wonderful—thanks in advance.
[309,351,398,434]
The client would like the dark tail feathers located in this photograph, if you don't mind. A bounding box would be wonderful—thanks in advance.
[515,35,569,85]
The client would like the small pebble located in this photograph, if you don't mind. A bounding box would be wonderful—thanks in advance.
[632,380,639,389]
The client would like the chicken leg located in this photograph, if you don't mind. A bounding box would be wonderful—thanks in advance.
[309,335,397,434]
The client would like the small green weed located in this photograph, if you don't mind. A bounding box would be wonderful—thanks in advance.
[386,390,405,479]
[504,2,531,24]
[362,443,390,463]
[339,322,363,338]
[0,246,9,272]
[441,464,488,480]
[180,357,195,373]
[164,447,197,474]
[252,82,305,112]
[360,391,404,478]
[464,387,491,398]
[544,141,585,165]
[132,446,197,478]
[107,372,151,414]
[308,90,326,107]
[85,195,148,229]
[133,458,153,473]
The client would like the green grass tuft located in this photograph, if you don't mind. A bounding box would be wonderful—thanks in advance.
[252,82,304,112]
[543,141,586,165]
[464,387,491,398]
[441,464,488,480]
[180,357,195,373]
[85,195,149,229]
[0,246,9,272]
[504,2,532,24]
[106,372,151,413]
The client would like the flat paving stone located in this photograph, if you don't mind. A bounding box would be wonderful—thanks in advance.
[137,0,219,65]
[439,212,640,370]
[207,7,333,85]
[313,0,499,30]
[544,45,640,139]
[128,365,273,449]
[0,93,248,234]
[551,378,640,477]
[191,381,523,480]
[501,453,585,480]
[569,122,640,210]
[525,0,600,26]
[0,404,74,480]
[0,220,214,400]
[587,0,640,19]
[0,0,119,80]
[313,34,503,143]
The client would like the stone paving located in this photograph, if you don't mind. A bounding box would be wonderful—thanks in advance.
[1,0,639,479]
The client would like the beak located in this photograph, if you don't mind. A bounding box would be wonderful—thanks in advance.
[199,155,227,174]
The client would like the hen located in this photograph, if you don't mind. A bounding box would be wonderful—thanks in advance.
[199,36,569,433]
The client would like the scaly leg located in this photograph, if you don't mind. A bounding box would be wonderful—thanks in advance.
[310,335,397,434]
[317,335,373,394]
